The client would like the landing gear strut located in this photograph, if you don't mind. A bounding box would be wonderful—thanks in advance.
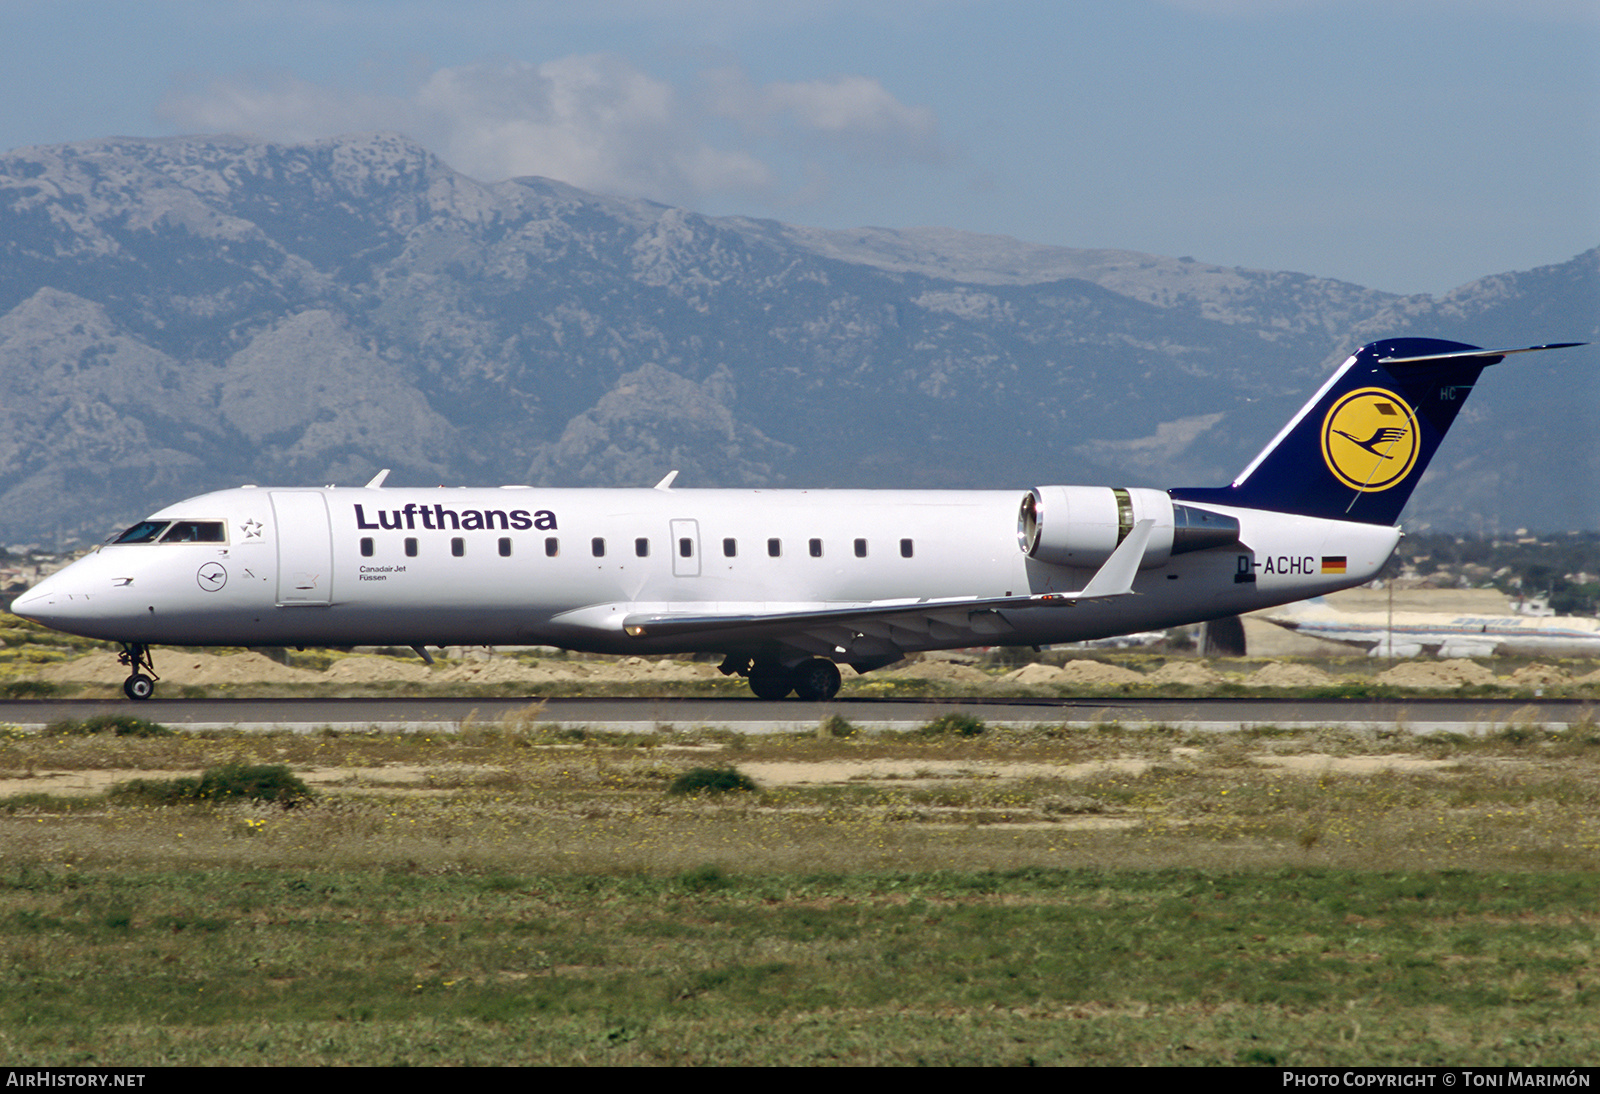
[721,655,842,701]
[118,643,158,701]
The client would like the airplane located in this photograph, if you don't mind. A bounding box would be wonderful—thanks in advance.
[1260,596,1600,659]
[10,337,1584,702]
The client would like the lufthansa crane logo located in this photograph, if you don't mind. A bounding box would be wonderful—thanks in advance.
[1320,387,1420,492]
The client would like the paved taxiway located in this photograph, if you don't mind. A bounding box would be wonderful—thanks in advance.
[0,696,1590,735]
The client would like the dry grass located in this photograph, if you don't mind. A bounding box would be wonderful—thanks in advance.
[0,716,1597,1065]
[3,716,1598,874]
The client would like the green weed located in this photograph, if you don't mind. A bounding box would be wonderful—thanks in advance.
[44,715,174,738]
[667,767,758,796]
[916,712,987,737]
[109,763,313,807]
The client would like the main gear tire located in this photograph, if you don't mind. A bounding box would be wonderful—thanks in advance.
[792,658,842,701]
[748,664,794,700]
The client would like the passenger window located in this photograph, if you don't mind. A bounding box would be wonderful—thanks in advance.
[809,538,823,558]
[854,538,867,558]
[360,538,374,558]
[592,537,605,557]
[498,538,511,557]
[901,538,914,558]
[545,537,559,557]
[635,538,649,557]
[453,538,466,558]
[404,538,418,558]
[678,538,694,558]
[723,538,736,557]
[767,538,781,558]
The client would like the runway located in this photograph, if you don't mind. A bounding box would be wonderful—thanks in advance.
[1,694,1590,735]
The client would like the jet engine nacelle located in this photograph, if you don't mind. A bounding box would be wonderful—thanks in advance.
[1018,486,1240,570]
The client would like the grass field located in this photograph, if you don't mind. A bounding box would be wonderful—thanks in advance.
[1,715,1597,1065]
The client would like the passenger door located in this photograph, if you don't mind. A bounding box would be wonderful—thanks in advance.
[270,491,334,606]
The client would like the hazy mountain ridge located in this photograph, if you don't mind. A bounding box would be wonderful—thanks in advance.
[0,133,1594,547]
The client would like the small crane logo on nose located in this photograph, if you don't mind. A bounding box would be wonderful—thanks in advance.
[197,563,228,592]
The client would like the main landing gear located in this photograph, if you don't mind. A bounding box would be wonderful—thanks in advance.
[118,643,158,701]
[721,656,842,701]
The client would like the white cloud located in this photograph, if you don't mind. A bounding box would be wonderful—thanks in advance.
[158,53,942,209]
[704,69,944,166]
[412,55,774,203]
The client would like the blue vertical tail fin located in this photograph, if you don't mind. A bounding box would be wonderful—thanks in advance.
[1170,338,1584,525]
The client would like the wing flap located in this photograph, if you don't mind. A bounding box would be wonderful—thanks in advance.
[619,519,1154,649]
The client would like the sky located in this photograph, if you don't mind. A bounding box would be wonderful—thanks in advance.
[3,0,1597,296]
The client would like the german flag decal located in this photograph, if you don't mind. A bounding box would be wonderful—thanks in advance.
[1321,556,1347,574]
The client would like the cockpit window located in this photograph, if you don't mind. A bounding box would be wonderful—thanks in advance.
[160,520,227,544]
[111,519,228,545]
[113,521,170,544]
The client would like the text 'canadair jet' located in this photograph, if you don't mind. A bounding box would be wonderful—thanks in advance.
[11,338,1584,701]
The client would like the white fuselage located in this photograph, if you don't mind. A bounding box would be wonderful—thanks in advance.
[14,485,1399,658]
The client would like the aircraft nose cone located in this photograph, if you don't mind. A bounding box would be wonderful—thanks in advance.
[9,578,90,628]
[7,564,130,639]
[8,587,46,622]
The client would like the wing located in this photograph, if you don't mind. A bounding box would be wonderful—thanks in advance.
[610,519,1157,664]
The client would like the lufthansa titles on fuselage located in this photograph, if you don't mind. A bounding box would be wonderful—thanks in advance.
[353,503,557,533]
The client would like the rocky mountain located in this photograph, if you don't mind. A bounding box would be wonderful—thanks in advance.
[0,133,1594,547]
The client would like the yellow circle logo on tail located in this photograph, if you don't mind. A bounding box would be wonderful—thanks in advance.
[1320,388,1420,492]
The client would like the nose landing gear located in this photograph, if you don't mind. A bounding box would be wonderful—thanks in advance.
[118,643,158,701]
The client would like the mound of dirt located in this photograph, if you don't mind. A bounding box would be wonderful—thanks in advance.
[885,661,994,685]
[1000,662,1069,686]
[579,657,717,683]
[1143,661,1227,687]
[1246,662,1337,688]
[1057,660,1146,686]
[31,650,127,684]
[1001,660,1144,687]
[322,656,435,684]
[36,650,319,685]
[1505,664,1569,689]
[436,659,584,685]
[1373,660,1498,689]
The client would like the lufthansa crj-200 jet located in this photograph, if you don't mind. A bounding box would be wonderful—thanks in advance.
[11,338,1584,701]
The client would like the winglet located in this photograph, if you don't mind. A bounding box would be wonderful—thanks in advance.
[365,469,391,489]
[654,470,679,491]
[1076,519,1154,599]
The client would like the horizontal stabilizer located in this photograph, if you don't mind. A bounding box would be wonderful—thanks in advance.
[1377,342,1585,366]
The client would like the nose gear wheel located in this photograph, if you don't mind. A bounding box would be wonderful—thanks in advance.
[117,643,159,701]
